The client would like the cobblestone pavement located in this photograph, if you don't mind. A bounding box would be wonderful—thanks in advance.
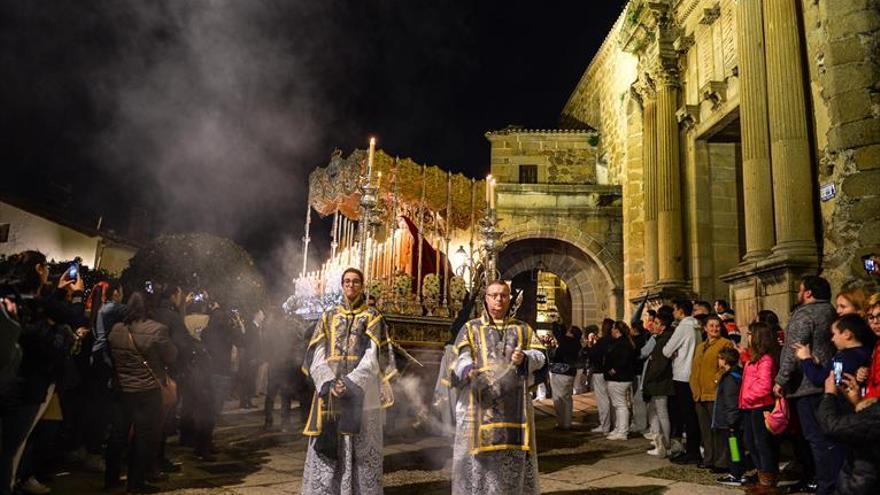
[49,394,745,494]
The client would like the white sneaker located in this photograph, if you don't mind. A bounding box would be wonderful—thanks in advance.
[19,477,51,495]
[643,431,656,440]
[590,426,608,433]
[646,446,667,458]
[606,432,628,441]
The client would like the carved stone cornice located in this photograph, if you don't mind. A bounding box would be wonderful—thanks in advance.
[676,104,700,130]
[700,80,727,108]
[699,3,721,25]
[673,32,695,54]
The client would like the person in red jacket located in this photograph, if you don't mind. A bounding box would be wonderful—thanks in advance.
[857,296,880,398]
[739,322,781,494]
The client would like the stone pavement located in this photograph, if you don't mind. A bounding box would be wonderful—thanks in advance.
[49,394,744,494]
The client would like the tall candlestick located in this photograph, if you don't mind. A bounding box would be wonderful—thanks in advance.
[416,165,426,306]
[301,205,312,277]
[389,157,399,276]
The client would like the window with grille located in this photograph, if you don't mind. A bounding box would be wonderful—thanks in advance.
[0,224,9,243]
[519,165,538,184]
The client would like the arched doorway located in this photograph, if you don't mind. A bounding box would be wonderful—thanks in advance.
[499,238,616,329]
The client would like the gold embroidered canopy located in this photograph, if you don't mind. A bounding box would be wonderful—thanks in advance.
[308,148,487,231]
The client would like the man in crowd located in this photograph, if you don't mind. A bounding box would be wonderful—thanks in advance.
[774,275,837,495]
[451,280,546,495]
[663,299,702,464]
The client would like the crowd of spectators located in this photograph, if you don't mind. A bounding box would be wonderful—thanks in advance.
[0,250,308,494]
[542,275,880,495]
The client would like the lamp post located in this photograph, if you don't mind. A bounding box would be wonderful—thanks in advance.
[479,176,504,285]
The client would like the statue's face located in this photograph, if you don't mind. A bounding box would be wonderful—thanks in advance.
[485,282,510,319]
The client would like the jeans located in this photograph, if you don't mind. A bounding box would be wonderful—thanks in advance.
[724,428,746,478]
[743,406,779,473]
[793,394,845,495]
[606,380,632,435]
[648,396,670,447]
[695,401,729,468]
[673,380,702,458]
[549,373,575,428]
[105,389,162,490]
[590,373,611,432]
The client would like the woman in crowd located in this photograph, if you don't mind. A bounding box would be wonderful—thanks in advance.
[739,321,781,493]
[106,292,177,494]
[0,251,80,495]
[857,294,880,398]
[835,288,868,317]
[603,321,636,440]
[549,321,582,430]
[586,319,614,433]
[690,315,733,473]
[817,371,880,495]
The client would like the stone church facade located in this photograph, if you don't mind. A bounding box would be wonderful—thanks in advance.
[494,0,878,328]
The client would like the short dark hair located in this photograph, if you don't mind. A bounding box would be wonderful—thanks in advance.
[835,313,876,348]
[656,312,674,330]
[801,275,831,301]
[647,309,657,318]
[673,298,693,316]
[718,347,740,367]
[657,305,674,321]
[600,317,615,338]
[714,299,730,311]
[341,267,364,284]
[695,300,712,313]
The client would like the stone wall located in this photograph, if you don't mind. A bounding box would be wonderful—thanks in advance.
[485,129,598,185]
[802,0,880,292]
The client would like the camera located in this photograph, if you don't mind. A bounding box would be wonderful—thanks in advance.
[144,281,154,294]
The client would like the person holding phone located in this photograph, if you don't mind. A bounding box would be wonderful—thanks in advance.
[794,314,875,495]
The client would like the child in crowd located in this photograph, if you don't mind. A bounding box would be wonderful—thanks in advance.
[795,314,874,395]
[713,346,746,486]
[739,322,781,492]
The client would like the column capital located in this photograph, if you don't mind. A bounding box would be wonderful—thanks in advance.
[632,72,657,103]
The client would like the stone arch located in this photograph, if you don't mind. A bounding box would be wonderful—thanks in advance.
[498,235,621,327]
[502,222,622,291]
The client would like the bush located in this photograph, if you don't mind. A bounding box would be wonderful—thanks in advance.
[120,233,266,314]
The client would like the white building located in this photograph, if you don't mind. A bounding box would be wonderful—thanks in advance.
[0,198,139,275]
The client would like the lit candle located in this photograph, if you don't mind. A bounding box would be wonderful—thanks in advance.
[489,177,497,209]
[367,137,376,181]
[485,174,492,205]
[377,171,382,189]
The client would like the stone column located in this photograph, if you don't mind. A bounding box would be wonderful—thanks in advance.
[642,90,659,286]
[655,69,685,284]
[736,0,775,260]
[763,0,816,257]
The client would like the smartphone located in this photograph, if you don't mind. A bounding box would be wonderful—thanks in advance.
[193,292,204,302]
[66,262,79,280]
[833,360,844,386]
[864,256,876,273]
[145,281,154,294]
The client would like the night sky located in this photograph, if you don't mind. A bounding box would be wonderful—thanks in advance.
[1,0,626,291]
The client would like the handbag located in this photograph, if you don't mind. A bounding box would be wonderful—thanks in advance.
[123,324,178,410]
[764,397,789,435]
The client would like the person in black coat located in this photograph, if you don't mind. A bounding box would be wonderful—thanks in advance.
[713,347,747,486]
[604,321,636,440]
[817,371,880,495]
[549,321,582,429]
